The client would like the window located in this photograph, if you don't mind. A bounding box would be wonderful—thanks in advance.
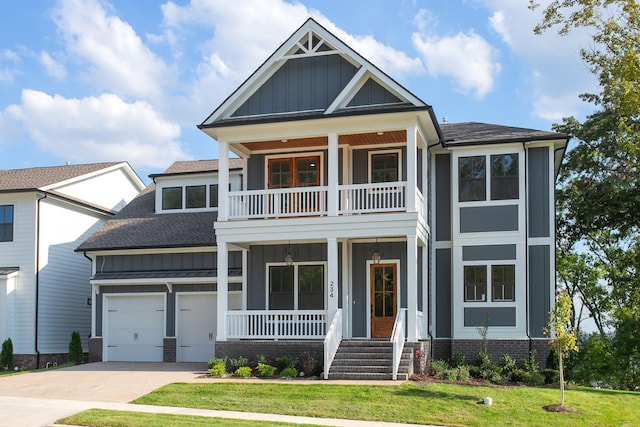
[491,154,519,200]
[370,152,399,183]
[186,185,206,209]
[0,205,14,242]
[209,184,219,208]
[464,265,487,302]
[492,265,515,301]
[162,187,182,210]
[267,155,320,189]
[268,264,324,310]
[458,156,486,201]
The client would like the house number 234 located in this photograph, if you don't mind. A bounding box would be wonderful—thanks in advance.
[329,281,335,298]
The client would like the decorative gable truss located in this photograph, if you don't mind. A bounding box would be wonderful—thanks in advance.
[201,18,426,125]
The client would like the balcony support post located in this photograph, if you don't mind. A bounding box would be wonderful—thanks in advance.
[407,234,418,342]
[407,125,417,212]
[218,140,229,221]
[328,133,339,217]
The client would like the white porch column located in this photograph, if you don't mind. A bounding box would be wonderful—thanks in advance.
[406,126,417,212]
[218,140,229,221]
[420,137,428,218]
[407,234,418,342]
[216,241,228,341]
[328,133,339,217]
[421,240,429,340]
[327,237,339,322]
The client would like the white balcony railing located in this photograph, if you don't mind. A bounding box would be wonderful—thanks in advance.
[226,182,416,220]
[226,310,326,339]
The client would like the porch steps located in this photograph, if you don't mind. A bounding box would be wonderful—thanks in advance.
[327,340,413,381]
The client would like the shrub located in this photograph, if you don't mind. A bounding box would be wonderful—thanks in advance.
[234,366,253,378]
[511,368,531,384]
[255,354,269,365]
[275,355,297,372]
[456,365,471,381]
[451,351,466,368]
[1,338,13,370]
[299,351,318,377]
[499,354,517,379]
[429,359,449,379]
[443,369,458,381]
[68,331,83,365]
[280,367,298,378]
[208,364,226,377]
[230,356,249,371]
[528,372,546,387]
[543,368,561,384]
[524,350,540,374]
[208,357,227,370]
[256,362,276,377]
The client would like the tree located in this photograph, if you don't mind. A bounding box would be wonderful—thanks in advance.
[68,331,83,365]
[530,0,640,390]
[546,290,579,406]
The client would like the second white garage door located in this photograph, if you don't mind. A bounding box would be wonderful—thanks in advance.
[177,293,216,362]
[104,294,165,362]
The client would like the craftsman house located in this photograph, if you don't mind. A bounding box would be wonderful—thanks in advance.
[0,162,144,368]
[78,18,567,379]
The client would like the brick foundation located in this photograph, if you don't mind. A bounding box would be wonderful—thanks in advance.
[13,352,85,370]
[216,340,323,369]
[163,338,176,362]
[89,337,103,362]
[431,338,452,362]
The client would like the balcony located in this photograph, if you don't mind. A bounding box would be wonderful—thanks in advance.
[226,181,422,220]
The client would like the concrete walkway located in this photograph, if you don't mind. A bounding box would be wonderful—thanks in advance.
[0,362,433,427]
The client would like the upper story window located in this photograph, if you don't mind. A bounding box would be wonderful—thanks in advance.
[370,151,400,183]
[0,205,14,242]
[267,155,320,189]
[162,187,182,210]
[209,184,219,208]
[458,153,519,202]
[186,185,206,209]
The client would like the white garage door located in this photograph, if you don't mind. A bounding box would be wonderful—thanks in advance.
[177,293,216,362]
[105,294,164,362]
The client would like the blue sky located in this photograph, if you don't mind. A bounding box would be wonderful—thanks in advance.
[0,0,596,181]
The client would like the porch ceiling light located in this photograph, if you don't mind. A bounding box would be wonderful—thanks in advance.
[284,242,294,266]
[370,239,381,264]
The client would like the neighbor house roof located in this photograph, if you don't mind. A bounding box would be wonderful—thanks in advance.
[0,162,123,191]
[149,158,244,178]
[440,122,566,146]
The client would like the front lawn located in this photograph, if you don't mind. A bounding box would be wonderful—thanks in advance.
[128,381,640,427]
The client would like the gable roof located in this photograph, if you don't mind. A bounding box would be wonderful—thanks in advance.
[199,18,436,130]
[149,158,244,179]
[0,162,124,192]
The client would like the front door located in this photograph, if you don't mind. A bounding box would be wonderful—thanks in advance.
[370,263,397,338]
[268,156,321,215]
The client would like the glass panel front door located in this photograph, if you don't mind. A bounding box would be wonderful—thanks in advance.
[370,263,397,338]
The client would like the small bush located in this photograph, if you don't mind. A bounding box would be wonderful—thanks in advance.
[208,357,227,370]
[208,364,226,377]
[451,351,466,368]
[456,365,471,381]
[443,369,458,381]
[256,362,276,377]
[1,338,13,369]
[429,359,449,379]
[255,354,269,365]
[475,351,491,368]
[280,367,298,378]
[524,350,540,374]
[68,331,83,365]
[230,356,249,371]
[528,372,546,387]
[543,368,560,384]
[298,351,318,377]
[511,368,531,384]
[275,355,297,372]
[234,366,253,378]
[499,354,517,379]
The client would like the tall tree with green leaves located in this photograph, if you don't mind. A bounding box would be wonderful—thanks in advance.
[530,0,640,389]
[546,290,579,406]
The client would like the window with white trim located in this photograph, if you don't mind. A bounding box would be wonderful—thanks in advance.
[458,153,519,202]
[464,265,486,302]
[268,264,324,310]
[464,263,516,303]
[369,151,400,183]
[491,265,515,302]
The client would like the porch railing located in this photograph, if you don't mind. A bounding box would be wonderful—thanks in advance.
[323,309,343,380]
[338,182,407,214]
[226,310,326,339]
[391,308,407,381]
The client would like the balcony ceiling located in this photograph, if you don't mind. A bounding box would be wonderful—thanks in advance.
[238,130,407,152]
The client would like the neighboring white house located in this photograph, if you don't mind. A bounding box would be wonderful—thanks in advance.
[78,18,568,379]
[0,162,145,368]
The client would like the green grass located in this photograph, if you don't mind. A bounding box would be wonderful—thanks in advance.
[57,409,315,427]
[129,382,640,427]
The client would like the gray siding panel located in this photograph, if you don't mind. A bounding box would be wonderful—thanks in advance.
[232,55,357,117]
[463,244,517,261]
[348,79,403,107]
[460,205,518,233]
[96,252,241,274]
[247,155,264,191]
[529,245,551,337]
[528,147,550,238]
[435,248,451,338]
[435,154,451,241]
[352,148,407,185]
[464,307,516,327]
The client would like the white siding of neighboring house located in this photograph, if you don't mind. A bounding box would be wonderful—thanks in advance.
[0,193,37,354]
[36,198,112,354]
[54,165,143,212]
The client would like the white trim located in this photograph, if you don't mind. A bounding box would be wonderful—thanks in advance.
[367,149,402,184]
[365,259,401,339]
[90,277,242,286]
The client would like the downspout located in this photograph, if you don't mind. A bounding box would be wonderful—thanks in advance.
[35,192,48,369]
[522,143,531,353]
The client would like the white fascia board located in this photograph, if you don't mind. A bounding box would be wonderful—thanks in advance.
[84,246,217,257]
[41,162,142,192]
[91,276,243,286]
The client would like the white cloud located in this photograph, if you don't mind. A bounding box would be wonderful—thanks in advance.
[6,89,188,168]
[412,30,501,97]
[51,0,172,99]
[39,51,67,80]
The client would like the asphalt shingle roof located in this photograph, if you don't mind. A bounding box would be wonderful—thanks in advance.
[151,158,244,177]
[440,122,566,146]
[0,162,122,191]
